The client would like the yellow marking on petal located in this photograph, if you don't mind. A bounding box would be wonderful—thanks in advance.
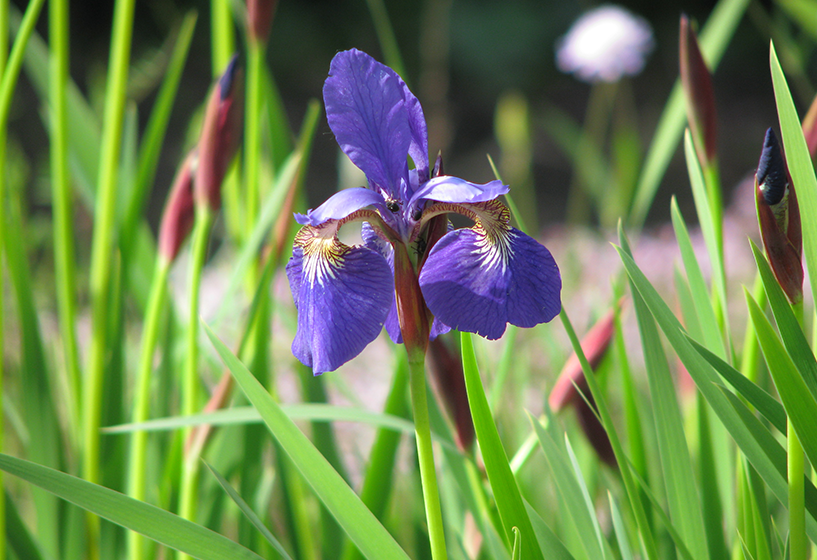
[294,223,350,287]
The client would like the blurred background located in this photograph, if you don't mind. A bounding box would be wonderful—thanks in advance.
[8,0,801,238]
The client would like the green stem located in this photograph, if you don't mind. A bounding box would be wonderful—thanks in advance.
[127,259,170,560]
[789,300,807,560]
[83,0,134,555]
[49,0,82,451]
[407,351,447,560]
[178,205,214,554]
[244,37,264,242]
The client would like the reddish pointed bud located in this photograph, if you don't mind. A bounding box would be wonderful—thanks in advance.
[247,0,277,44]
[158,150,198,263]
[802,93,817,158]
[549,300,621,412]
[427,337,474,451]
[195,54,244,211]
[549,300,622,467]
[393,243,430,360]
[756,128,803,304]
[679,15,717,168]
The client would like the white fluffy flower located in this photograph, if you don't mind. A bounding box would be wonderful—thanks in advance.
[556,5,654,83]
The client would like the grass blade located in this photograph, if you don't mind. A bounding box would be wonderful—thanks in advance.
[203,461,293,560]
[203,322,411,560]
[0,454,265,560]
[770,42,817,308]
[461,332,543,559]
[629,265,709,560]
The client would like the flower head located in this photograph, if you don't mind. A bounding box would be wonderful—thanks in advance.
[287,49,561,373]
[556,5,654,83]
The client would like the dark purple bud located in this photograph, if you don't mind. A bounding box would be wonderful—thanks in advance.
[757,128,788,206]
[680,15,717,168]
[755,128,803,304]
[247,0,277,44]
[159,150,198,263]
[426,337,474,451]
[195,54,244,211]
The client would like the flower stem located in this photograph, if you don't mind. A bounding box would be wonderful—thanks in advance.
[178,205,214,559]
[127,259,170,560]
[84,0,134,554]
[407,350,447,560]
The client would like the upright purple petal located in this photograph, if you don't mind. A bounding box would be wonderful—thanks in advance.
[287,232,394,373]
[419,224,561,339]
[324,49,413,197]
[296,187,385,226]
[411,176,509,206]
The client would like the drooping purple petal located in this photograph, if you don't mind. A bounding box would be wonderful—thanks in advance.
[295,187,385,226]
[286,238,394,374]
[419,226,561,339]
[410,176,509,206]
[324,49,413,197]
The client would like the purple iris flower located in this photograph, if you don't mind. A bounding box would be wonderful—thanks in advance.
[287,49,561,373]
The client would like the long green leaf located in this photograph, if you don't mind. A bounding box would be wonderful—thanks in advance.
[0,454,264,560]
[670,196,724,357]
[688,337,787,434]
[461,332,543,559]
[203,323,411,560]
[203,461,293,560]
[770,43,817,308]
[616,245,817,539]
[629,261,709,560]
[530,415,610,560]
[750,242,817,398]
[745,291,817,470]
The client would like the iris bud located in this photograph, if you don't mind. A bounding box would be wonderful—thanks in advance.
[195,54,244,211]
[755,128,803,304]
[158,150,197,263]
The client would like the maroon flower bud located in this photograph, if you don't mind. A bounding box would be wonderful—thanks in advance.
[755,128,803,304]
[680,15,717,169]
[427,337,474,451]
[195,54,244,211]
[158,150,198,263]
[247,0,277,44]
[549,300,622,467]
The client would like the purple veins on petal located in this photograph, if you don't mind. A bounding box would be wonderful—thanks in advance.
[324,49,417,198]
[411,176,508,206]
[419,203,561,339]
[287,226,394,374]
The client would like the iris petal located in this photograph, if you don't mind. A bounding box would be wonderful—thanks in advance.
[287,232,394,373]
[419,225,561,339]
[324,49,413,198]
[295,187,385,226]
[411,176,509,206]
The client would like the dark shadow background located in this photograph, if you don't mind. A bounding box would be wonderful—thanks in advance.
[9,0,814,234]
